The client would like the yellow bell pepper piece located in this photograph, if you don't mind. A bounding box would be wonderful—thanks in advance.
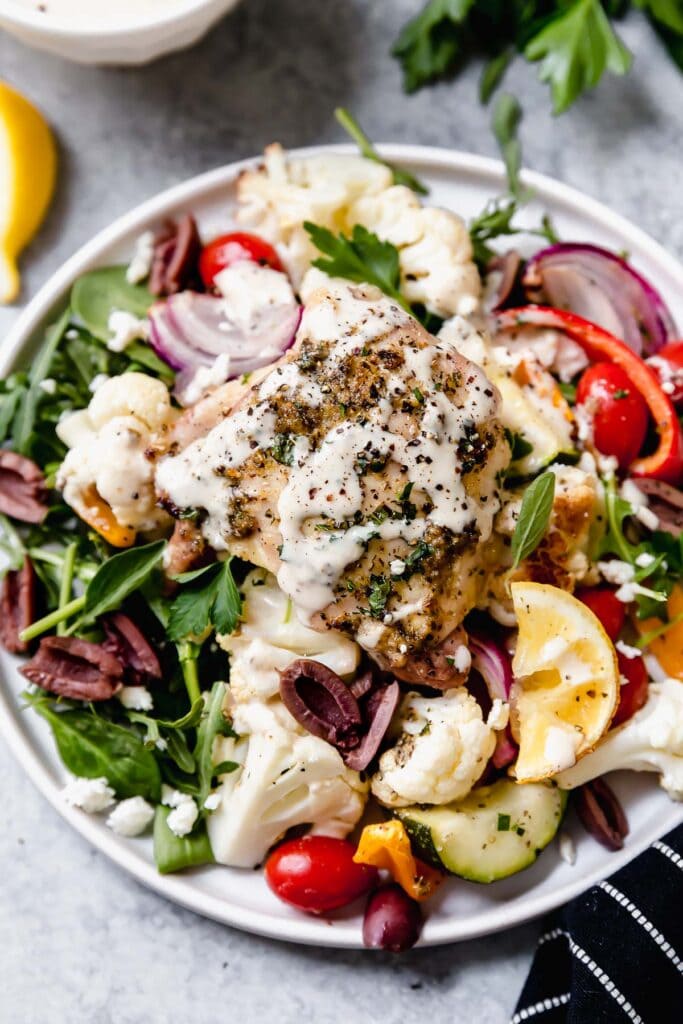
[80,486,136,548]
[353,820,442,901]
[637,584,683,681]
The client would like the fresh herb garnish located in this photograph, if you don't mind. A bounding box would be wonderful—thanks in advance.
[368,575,393,618]
[497,812,511,832]
[271,433,296,466]
[492,93,523,198]
[511,470,556,568]
[304,222,409,312]
[167,559,242,641]
[335,107,428,195]
[505,429,534,462]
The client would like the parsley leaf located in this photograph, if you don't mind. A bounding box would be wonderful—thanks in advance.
[304,222,410,311]
[368,575,393,618]
[335,107,429,195]
[511,470,556,568]
[635,0,683,34]
[469,195,557,270]
[524,0,632,114]
[167,559,242,641]
[392,0,475,93]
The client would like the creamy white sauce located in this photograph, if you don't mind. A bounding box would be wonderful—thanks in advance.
[157,283,501,621]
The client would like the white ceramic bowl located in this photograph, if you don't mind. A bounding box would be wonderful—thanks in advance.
[0,0,241,64]
[1,144,682,947]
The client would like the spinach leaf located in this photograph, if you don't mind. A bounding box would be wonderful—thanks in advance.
[304,222,409,311]
[82,540,165,623]
[334,107,428,195]
[511,470,556,568]
[71,266,153,341]
[167,559,242,641]
[153,806,214,874]
[13,306,70,455]
[28,696,161,800]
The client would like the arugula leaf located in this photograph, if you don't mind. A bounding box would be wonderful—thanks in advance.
[167,559,242,641]
[335,108,428,195]
[13,307,70,456]
[511,470,556,568]
[392,0,475,93]
[524,0,632,114]
[194,681,237,811]
[71,266,153,341]
[153,805,214,874]
[26,694,161,800]
[304,222,409,311]
[492,93,523,197]
[82,540,165,623]
[469,194,558,270]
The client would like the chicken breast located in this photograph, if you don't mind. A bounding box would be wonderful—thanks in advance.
[156,281,510,675]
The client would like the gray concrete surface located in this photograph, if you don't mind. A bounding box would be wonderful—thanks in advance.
[1,2,682,1021]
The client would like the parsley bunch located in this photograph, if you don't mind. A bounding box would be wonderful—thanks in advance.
[393,1,683,114]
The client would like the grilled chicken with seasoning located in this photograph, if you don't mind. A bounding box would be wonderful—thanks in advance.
[156,280,510,680]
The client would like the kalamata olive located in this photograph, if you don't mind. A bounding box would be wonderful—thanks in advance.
[20,636,123,701]
[279,659,362,748]
[0,556,37,654]
[362,883,423,952]
[0,451,49,524]
[102,612,162,681]
[149,214,202,296]
[575,778,629,851]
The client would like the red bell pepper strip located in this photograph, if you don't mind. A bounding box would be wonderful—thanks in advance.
[493,305,683,484]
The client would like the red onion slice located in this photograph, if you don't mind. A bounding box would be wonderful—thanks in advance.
[148,264,301,382]
[523,243,676,356]
[468,629,513,702]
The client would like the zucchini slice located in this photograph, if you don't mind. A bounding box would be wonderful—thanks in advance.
[396,779,567,883]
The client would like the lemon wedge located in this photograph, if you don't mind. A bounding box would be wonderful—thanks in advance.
[510,582,619,783]
[0,82,57,304]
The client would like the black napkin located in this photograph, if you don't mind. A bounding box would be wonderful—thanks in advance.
[512,824,683,1023]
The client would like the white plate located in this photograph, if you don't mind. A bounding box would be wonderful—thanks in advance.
[1,146,682,948]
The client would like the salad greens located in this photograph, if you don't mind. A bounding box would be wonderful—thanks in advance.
[304,222,409,313]
[167,560,242,642]
[392,1,681,114]
[510,470,556,568]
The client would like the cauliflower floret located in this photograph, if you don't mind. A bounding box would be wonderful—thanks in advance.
[57,372,176,535]
[237,143,481,317]
[207,697,368,868]
[218,569,360,703]
[556,679,683,799]
[371,689,497,808]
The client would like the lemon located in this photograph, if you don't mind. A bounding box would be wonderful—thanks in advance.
[510,582,619,783]
[0,82,57,304]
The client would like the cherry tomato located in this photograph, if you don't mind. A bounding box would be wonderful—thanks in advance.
[199,231,283,288]
[576,362,649,470]
[576,586,626,642]
[613,650,649,728]
[265,836,378,915]
[648,342,683,407]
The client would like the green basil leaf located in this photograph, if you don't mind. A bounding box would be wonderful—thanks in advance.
[511,471,556,568]
[153,806,214,874]
[28,697,161,800]
[71,266,153,341]
[83,540,165,623]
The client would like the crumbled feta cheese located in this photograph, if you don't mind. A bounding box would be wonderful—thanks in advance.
[559,831,577,866]
[126,230,155,284]
[615,583,636,603]
[106,796,155,837]
[487,698,509,731]
[62,776,115,813]
[543,726,581,774]
[596,453,619,476]
[575,406,594,444]
[390,559,406,576]
[616,640,641,660]
[635,505,659,531]
[451,644,471,674]
[161,785,195,809]
[117,685,153,711]
[39,378,57,395]
[107,310,147,353]
[597,559,634,586]
[155,737,168,752]
[620,479,648,509]
[167,798,200,837]
[177,352,232,406]
[635,552,656,569]
[88,373,110,393]
[383,612,394,625]
[204,792,222,812]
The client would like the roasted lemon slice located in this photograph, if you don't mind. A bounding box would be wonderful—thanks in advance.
[510,582,619,783]
[0,81,57,304]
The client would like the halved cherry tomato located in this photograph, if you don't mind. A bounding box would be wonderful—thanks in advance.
[648,341,683,407]
[613,651,649,728]
[576,586,626,642]
[199,231,283,287]
[264,836,378,915]
[576,362,649,470]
